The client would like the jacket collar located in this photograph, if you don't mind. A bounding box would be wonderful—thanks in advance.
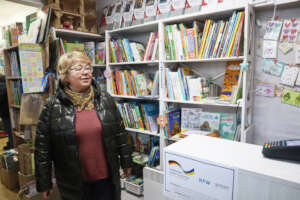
[56,79,101,106]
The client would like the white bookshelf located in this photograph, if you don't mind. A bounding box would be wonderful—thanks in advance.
[51,28,103,40]
[109,61,159,66]
[111,94,159,100]
[162,56,244,63]
[163,99,242,108]
[125,128,159,137]
[105,1,255,188]
[92,64,106,68]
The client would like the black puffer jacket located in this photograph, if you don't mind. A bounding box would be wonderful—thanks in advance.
[35,80,133,200]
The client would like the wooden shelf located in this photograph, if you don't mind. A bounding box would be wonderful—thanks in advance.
[125,128,159,137]
[4,45,18,51]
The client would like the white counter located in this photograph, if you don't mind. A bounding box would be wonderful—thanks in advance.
[164,135,300,200]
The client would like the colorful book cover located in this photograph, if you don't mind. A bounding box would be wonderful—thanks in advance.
[166,108,181,137]
[199,112,221,135]
[65,43,84,53]
[84,42,95,64]
[219,113,237,140]
[95,42,105,64]
[181,107,202,131]
[220,61,241,99]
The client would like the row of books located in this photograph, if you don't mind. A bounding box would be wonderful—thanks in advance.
[164,107,238,140]
[110,69,158,97]
[109,33,158,63]
[59,39,106,64]
[9,80,23,106]
[165,67,210,101]
[8,51,21,77]
[165,11,244,60]
[116,102,159,132]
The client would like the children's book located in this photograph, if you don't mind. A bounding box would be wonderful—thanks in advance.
[84,42,95,64]
[219,113,237,140]
[220,61,241,99]
[199,112,221,135]
[65,43,84,53]
[95,42,105,64]
[181,107,202,131]
[166,108,181,137]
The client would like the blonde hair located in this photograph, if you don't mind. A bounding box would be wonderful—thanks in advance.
[57,51,92,85]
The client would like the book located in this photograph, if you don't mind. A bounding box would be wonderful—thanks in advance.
[181,107,202,131]
[219,113,237,140]
[199,112,221,135]
[166,108,181,137]
[220,61,241,99]
[65,43,84,53]
[95,42,106,64]
[84,42,96,63]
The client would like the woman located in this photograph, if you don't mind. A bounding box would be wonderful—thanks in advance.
[35,51,132,200]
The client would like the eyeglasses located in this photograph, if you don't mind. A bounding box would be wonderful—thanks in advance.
[69,64,93,73]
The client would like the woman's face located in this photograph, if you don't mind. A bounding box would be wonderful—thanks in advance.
[66,60,93,93]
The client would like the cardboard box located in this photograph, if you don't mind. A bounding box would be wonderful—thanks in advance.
[0,167,19,190]
[17,144,34,175]
[18,171,35,188]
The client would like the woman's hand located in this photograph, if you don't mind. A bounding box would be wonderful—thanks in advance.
[42,189,53,199]
[123,168,132,178]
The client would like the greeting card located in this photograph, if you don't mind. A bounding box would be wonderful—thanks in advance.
[279,42,293,54]
[281,88,300,108]
[145,0,157,18]
[280,65,299,86]
[262,59,285,77]
[280,19,299,43]
[264,21,283,41]
[263,40,277,58]
[123,0,135,23]
[256,83,275,97]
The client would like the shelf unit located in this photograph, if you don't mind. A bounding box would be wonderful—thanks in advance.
[3,45,23,147]
[3,44,48,147]
[51,28,107,89]
[105,3,255,199]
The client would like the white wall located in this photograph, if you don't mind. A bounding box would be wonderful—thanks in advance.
[252,5,300,145]
[0,0,39,27]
